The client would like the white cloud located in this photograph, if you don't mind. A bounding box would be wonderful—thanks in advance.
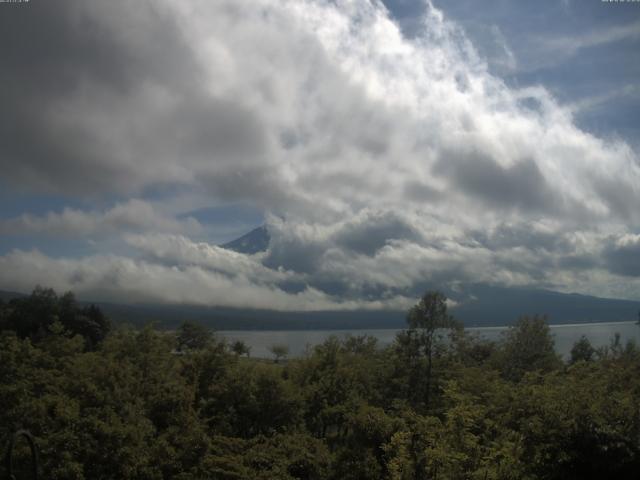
[1,0,639,306]
[0,248,413,311]
[522,19,640,71]
[569,84,640,114]
[124,233,290,284]
[0,200,202,237]
[538,19,640,58]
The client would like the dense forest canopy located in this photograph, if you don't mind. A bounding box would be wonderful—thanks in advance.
[1,288,639,479]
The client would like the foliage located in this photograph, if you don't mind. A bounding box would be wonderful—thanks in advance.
[400,291,460,409]
[269,344,290,363]
[1,288,640,479]
[231,340,251,357]
[570,335,596,364]
[176,320,214,352]
[0,287,110,349]
[496,314,562,382]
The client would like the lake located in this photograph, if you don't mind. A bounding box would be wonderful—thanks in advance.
[219,321,640,359]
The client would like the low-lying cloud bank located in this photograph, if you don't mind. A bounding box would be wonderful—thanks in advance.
[0,0,638,308]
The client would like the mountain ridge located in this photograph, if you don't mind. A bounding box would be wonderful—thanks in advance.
[2,227,638,330]
[2,285,638,331]
[221,225,270,254]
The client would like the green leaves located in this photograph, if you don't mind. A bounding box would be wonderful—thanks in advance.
[497,315,562,382]
[2,290,640,479]
[0,287,110,349]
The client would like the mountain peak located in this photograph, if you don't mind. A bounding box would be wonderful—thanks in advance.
[221,225,270,254]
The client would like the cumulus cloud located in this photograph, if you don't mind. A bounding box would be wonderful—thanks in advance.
[0,0,639,307]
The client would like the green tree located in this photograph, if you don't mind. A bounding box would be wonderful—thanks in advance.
[1,288,109,349]
[499,315,562,381]
[5,286,59,340]
[176,320,213,352]
[207,362,303,438]
[569,335,595,364]
[404,291,459,407]
[231,339,251,357]
[58,292,110,348]
[269,344,289,363]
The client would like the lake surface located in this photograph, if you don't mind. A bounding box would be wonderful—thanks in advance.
[219,321,640,359]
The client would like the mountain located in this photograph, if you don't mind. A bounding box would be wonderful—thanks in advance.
[0,290,27,302]
[87,286,640,330]
[221,225,269,254]
[2,285,638,331]
[450,284,640,327]
[2,226,639,330]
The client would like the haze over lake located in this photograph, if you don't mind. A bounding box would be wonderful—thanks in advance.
[220,321,640,359]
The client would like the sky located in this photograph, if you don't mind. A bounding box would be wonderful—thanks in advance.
[0,0,639,310]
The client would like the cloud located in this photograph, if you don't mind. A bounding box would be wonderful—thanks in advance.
[0,0,270,196]
[0,247,413,311]
[569,85,640,115]
[3,0,637,220]
[434,151,559,214]
[124,233,289,284]
[0,200,202,237]
[0,0,639,307]
[604,234,640,278]
[521,19,640,72]
[538,19,640,58]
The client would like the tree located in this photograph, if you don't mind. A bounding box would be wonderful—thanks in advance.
[5,286,58,340]
[0,298,7,331]
[269,344,289,363]
[176,321,212,352]
[1,288,110,348]
[499,315,561,381]
[405,290,459,407]
[58,292,110,348]
[569,335,595,364]
[231,340,251,357]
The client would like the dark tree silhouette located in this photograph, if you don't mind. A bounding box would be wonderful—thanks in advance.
[176,320,213,352]
[406,290,459,407]
[0,287,110,348]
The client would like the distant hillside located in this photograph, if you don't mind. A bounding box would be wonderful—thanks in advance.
[2,284,639,331]
[92,284,640,331]
[451,284,640,327]
[221,225,269,254]
[92,302,405,330]
[0,290,27,302]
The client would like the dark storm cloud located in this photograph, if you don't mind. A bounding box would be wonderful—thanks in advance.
[263,236,326,274]
[434,151,559,214]
[470,222,570,253]
[167,97,268,160]
[0,107,128,194]
[403,180,441,203]
[334,212,421,256]
[2,2,144,95]
[557,254,599,271]
[0,0,267,195]
[591,175,640,221]
[604,236,640,277]
[0,1,184,187]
